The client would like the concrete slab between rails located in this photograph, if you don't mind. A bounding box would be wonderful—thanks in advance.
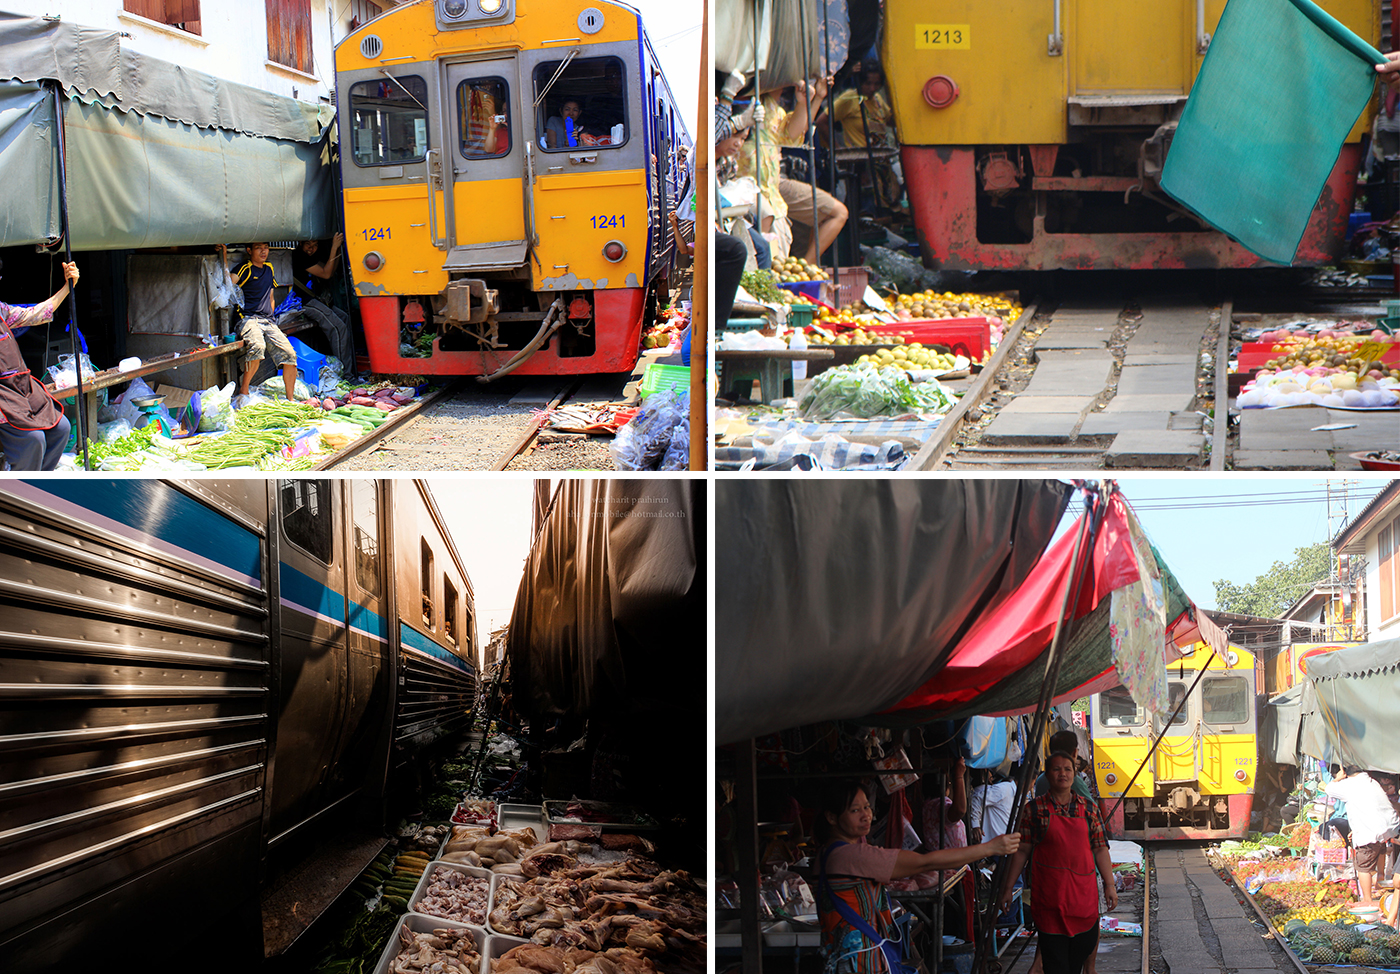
[997,395,1098,415]
[1326,410,1400,452]
[1200,894,1248,919]
[1238,428,1335,452]
[1104,429,1205,468]
[980,412,1084,445]
[1035,329,1113,350]
[1101,393,1198,412]
[1120,352,1200,367]
[1021,361,1117,396]
[1116,364,1198,397]
[1233,450,1336,470]
[1079,411,1172,436]
[1029,345,1116,367]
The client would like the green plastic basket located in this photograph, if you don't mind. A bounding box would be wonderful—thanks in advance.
[639,362,691,398]
[788,303,818,330]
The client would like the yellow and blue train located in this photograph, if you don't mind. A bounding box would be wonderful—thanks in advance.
[0,479,477,967]
[1091,641,1258,839]
[335,0,692,378]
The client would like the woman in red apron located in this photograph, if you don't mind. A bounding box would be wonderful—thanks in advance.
[0,261,78,471]
[997,751,1118,974]
[816,781,1019,974]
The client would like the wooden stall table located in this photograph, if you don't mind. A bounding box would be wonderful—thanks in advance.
[715,347,834,403]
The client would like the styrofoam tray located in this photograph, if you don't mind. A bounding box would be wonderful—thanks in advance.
[498,803,546,844]
[410,861,496,929]
[373,914,488,974]
[542,799,659,831]
[437,823,496,860]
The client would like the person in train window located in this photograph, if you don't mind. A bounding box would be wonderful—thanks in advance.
[463,84,509,156]
[0,258,77,470]
[545,98,586,148]
[998,752,1118,974]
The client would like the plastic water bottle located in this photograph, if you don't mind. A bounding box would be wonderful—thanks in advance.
[790,327,808,381]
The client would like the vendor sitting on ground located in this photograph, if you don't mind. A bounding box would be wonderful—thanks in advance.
[0,259,78,470]
[219,242,299,400]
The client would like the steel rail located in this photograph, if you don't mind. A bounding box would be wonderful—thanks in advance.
[315,378,465,469]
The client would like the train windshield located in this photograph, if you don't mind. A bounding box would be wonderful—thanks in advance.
[1202,676,1248,723]
[1163,682,1189,725]
[535,57,628,151]
[349,75,430,167]
[457,78,511,159]
[1098,685,1143,726]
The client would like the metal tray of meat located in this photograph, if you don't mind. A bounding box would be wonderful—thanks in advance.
[436,823,495,861]
[542,799,659,831]
[409,861,496,929]
[373,913,489,974]
[484,933,533,969]
[497,803,547,844]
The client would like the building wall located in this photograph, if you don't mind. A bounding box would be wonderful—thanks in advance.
[4,0,391,105]
[1367,519,1400,641]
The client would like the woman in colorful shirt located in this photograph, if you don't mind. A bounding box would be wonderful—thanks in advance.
[0,260,78,470]
[997,752,1118,974]
[816,780,1018,973]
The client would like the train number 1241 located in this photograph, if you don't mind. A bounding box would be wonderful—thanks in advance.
[914,23,971,50]
[361,227,391,241]
[590,214,625,229]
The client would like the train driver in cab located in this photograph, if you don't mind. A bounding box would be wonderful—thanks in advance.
[545,99,586,148]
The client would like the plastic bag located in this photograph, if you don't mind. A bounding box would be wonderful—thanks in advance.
[660,413,690,470]
[610,389,687,470]
[199,383,236,432]
[97,418,134,444]
[45,352,99,390]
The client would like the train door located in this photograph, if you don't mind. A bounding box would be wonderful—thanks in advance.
[1092,684,1153,800]
[339,481,394,802]
[1199,667,1256,795]
[269,479,349,845]
[1153,679,1197,783]
[441,58,528,272]
[1070,0,1192,99]
[524,46,650,292]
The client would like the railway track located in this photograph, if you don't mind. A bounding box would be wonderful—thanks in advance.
[911,281,1396,472]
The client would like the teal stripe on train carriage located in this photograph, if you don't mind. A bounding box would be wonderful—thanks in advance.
[348,598,388,643]
[12,479,262,586]
[399,622,475,675]
[279,563,346,625]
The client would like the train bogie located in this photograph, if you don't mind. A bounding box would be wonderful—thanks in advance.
[335,0,690,377]
[1091,641,1257,840]
[884,0,1378,270]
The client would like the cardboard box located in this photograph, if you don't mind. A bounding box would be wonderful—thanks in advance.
[155,385,197,409]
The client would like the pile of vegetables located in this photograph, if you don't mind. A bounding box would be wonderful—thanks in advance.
[231,400,322,431]
[310,904,401,974]
[739,268,789,304]
[799,363,954,421]
[183,427,299,470]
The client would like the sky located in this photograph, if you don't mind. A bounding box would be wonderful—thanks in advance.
[427,478,543,666]
[630,0,704,135]
[1051,477,1392,610]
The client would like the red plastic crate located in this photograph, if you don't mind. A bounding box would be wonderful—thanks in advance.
[1237,340,1400,372]
[863,317,991,360]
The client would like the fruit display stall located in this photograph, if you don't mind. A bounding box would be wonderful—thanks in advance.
[1209,825,1400,969]
[714,257,1023,470]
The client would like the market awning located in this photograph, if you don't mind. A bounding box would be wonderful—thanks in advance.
[715,480,1074,745]
[0,14,334,249]
[1298,636,1400,773]
[507,480,702,721]
[879,491,1183,724]
[714,0,852,87]
[1263,685,1306,767]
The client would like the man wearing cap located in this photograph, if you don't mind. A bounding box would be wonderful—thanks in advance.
[0,259,78,470]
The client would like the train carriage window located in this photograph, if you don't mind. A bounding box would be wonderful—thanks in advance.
[444,577,459,645]
[457,78,511,158]
[350,481,381,599]
[1163,682,1189,726]
[281,480,332,564]
[421,539,435,630]
[350,75,429,167]
[535,57,627,151]
[1098,685,1143,726]
[1202,677,1248,724]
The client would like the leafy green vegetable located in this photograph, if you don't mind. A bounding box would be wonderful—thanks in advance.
[799,363,954,421]
[740,269,785,303]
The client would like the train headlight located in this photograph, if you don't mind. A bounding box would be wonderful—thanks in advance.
[478,0,502,11]
[923,75,960,109]
[603,240,626,262]
[1104,772,1117,785]
[442,0,467,16]
[1235,769,1248,782]
[364,251,385,272]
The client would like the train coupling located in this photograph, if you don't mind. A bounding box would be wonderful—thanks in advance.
[444,278,500,326]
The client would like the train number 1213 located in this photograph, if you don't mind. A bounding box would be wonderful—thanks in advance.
[590,214,625,229]
[914,24,971,50]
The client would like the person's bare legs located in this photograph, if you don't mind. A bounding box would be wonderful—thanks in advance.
[1359,865,1376,907]
[282,364,298,401]
[239,360,259,396]
[805,200,849,264]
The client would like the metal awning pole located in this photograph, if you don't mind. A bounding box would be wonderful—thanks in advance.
[751,0,763,238]
[689,0,708,470]
[823,0,841,284]
[50,81,89,471]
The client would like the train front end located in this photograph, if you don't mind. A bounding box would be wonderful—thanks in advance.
[1092,642,1256,840]
[883,0,1377,271]
[336,0,672,377]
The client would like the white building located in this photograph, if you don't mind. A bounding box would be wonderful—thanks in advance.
[1333,482,1400,642]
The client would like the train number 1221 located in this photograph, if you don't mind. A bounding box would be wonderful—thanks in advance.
[914,24,971,50]
[590,214,625,229]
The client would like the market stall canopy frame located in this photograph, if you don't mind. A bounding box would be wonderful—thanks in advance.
[1298,636,1400,773]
